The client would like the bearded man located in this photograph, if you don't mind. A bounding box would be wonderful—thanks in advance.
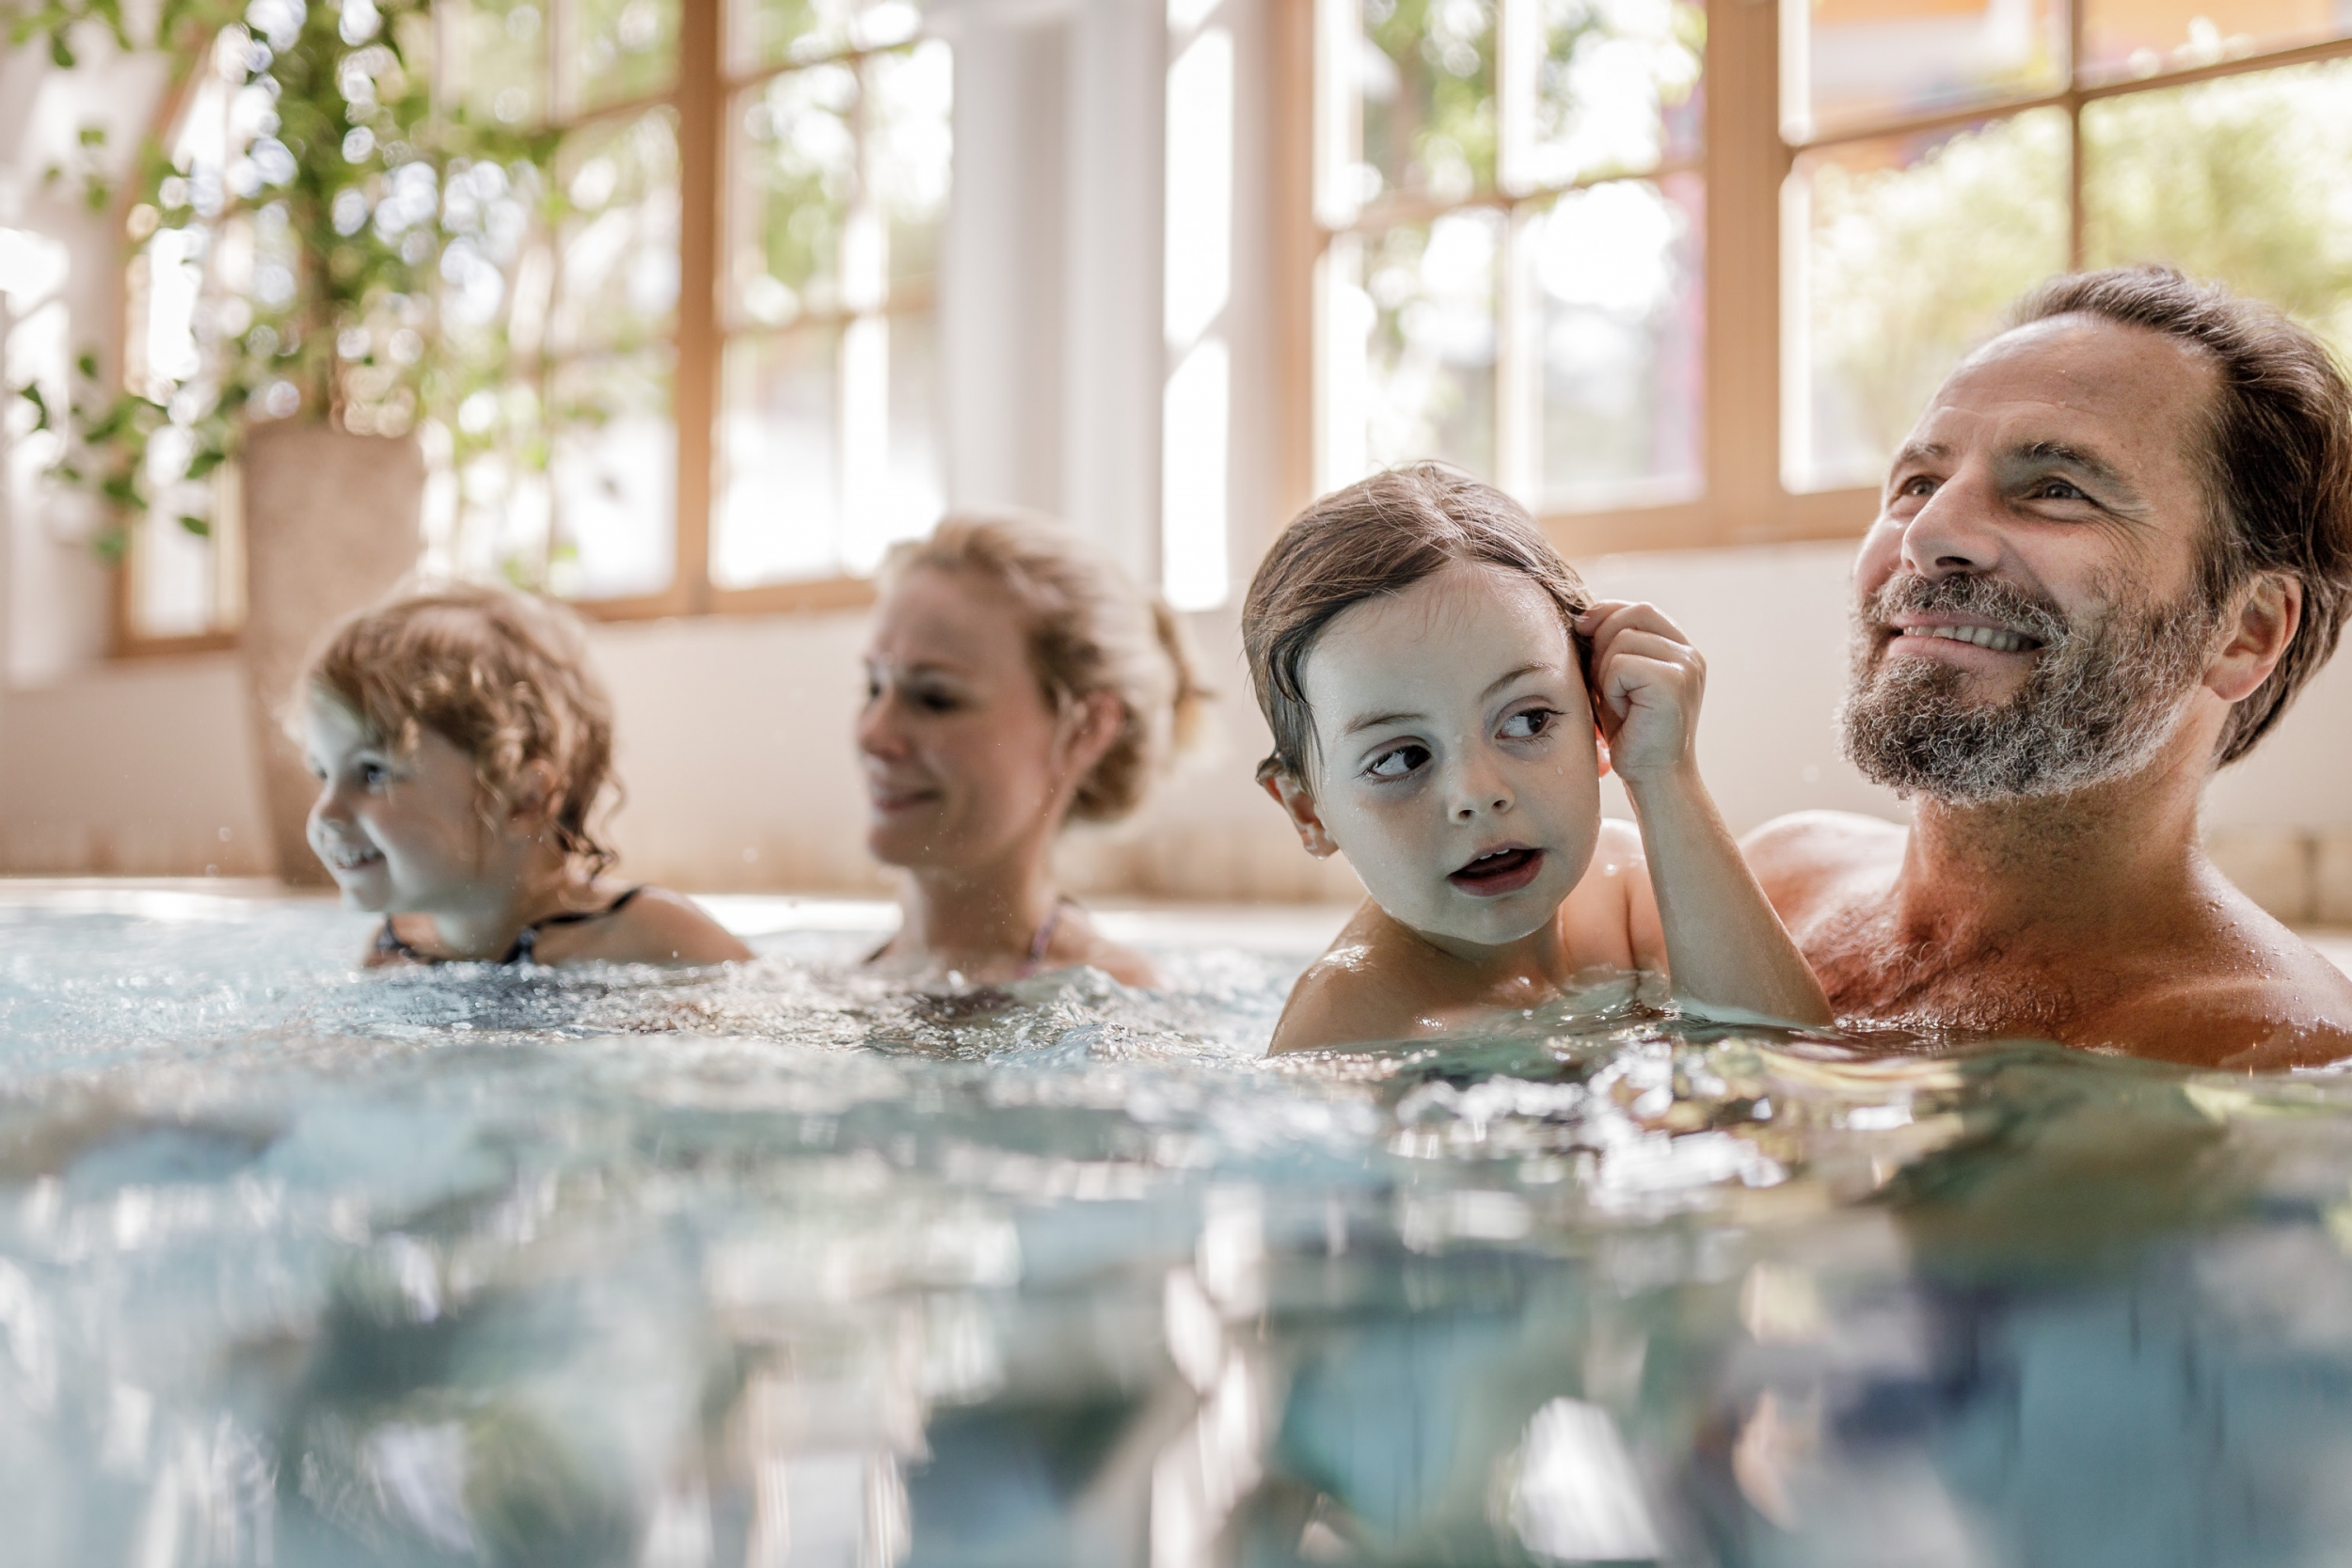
[1745,266,2352,1068]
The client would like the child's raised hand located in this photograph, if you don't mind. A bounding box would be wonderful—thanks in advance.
[1577,599,1706,784]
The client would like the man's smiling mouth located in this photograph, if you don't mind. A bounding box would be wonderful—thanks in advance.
[1896,624,2042,654]
[1448,844,1545,896]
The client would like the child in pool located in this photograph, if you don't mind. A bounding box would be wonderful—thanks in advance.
[297,585,750,968]
[1246,464,1831,1052]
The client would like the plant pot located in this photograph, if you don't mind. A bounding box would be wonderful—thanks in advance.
[240,420,425,887]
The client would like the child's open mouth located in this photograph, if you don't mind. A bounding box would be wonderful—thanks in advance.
[1448,844,1545,896]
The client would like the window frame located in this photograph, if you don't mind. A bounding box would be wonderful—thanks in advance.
[108,0,920,658]
[1286,0,2352,563]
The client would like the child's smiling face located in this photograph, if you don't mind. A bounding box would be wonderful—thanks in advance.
[1286,561,1602,952]
[302,692,501,914]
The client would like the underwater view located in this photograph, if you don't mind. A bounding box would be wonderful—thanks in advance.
[6,884,2352,1568]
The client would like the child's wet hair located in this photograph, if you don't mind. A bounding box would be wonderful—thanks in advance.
[881,512,1209,824]
[1243,462,1592,784]
[297,583,619,877]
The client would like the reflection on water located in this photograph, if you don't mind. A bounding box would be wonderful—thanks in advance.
[5,893,2352,1566]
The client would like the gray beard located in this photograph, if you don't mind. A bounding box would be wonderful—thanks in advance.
[1837,574,2219,804]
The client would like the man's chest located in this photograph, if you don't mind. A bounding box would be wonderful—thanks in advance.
[1789,897,2114,1037]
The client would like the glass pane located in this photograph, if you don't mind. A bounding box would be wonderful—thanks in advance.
[2083,60,2352,362]
[1784,0,2065,139]
[549,107,680,356]
[1353,0,1499,207]
[732,64,857,327]
[716,327,842,586]
[569,0,680,113]
[865,309,944,571]
[1530,174,1703,511]
[867,42,954,292]
[456,0,550,127]
[548,351,676,599]
[730,0,916,71]
[1518,0,1703,189]
[1786,109,2068,492]
[2082,0,2352,83]
[1333,210,1502,480]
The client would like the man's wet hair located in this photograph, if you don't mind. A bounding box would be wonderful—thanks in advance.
[2010,266,2352,764]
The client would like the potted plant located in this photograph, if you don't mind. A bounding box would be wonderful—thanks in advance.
[9,0,563,879]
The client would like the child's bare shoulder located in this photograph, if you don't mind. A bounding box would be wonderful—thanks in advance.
[1268,909,1443,1054]
[585,886,752,966]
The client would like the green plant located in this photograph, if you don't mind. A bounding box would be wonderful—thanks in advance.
[7,0,564,559]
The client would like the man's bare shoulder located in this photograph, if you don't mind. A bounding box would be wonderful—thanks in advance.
[2091,899,2352,1069]
[1741,811,1908,919]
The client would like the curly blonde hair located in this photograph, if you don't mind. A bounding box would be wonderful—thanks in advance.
[882,514,1209,823]
[297,584,620,877]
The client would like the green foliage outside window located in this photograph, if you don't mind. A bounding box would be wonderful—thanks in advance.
[6,0,564,562]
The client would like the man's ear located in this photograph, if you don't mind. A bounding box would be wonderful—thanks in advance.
[2206,571,2303,705]
[1259,769,1340,859]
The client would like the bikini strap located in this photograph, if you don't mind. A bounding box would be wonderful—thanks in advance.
[503,885,647,966]
[1013,895,1076,980]
[374,917,426,963]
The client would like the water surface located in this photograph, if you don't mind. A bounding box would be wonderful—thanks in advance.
[3,885,2350,1568]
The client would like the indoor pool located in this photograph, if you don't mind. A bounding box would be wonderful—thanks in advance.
[7,883,2352,1568]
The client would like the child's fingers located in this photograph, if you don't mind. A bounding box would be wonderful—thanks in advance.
[1597,628,1706,686]
[1579,601,1694,673]
[1600,653,1692,726]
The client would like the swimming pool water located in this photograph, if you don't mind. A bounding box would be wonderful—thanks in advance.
[5,884,2352,1567]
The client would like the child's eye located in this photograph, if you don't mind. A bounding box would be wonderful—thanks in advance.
[1500,707,1557,740]
[361,763,389,788]
[1365,744,1428,780]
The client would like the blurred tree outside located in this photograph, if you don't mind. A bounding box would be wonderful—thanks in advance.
[1804,58,2352,488]
[1803,111,2067,482]
[2083,59,2352,355]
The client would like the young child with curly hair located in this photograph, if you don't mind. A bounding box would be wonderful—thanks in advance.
[297,584,749,968]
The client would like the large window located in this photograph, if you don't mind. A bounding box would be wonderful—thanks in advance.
[114,0,950,649]
[1310,0,2352,553]
[1787,0,2352,492]
[1311,0,1707,515]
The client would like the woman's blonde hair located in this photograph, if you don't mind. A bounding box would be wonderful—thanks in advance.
[297,583,620,877]
[882,514,1208,823]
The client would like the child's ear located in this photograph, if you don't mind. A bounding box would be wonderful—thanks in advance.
[1595,725,1613,780]
[1259,769,1340,859]
[505,759,563,832]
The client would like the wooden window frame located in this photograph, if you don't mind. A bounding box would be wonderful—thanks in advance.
[1279,0,2352,564]
[110,0,911,658]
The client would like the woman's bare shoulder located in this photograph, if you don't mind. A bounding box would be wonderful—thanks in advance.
[1075,931,1161,989]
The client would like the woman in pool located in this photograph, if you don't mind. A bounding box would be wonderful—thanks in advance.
[858,514,1206,988]
[299,585,750,968]
[1246,463,1830,1051]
